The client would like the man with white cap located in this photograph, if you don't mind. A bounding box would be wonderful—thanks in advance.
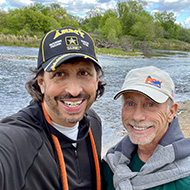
[101,66,190,190]
[0,27,105,190]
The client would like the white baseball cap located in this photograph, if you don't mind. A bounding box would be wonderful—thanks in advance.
[114,66,175,103]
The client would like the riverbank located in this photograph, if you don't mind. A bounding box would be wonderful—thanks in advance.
[177,100,190,137]
[1,33,190,57]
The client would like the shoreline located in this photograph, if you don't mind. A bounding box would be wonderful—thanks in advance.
[177,100,190,137]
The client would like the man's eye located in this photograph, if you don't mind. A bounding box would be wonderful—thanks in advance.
[149,103,154,107]
[128,102,134,106]
[80,71,88,76]
[124,101,134,107]
[146,103,154,107]
[55,72,65,77]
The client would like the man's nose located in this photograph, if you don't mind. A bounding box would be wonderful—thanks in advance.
[132,105,145,122]
[64,78,82,97]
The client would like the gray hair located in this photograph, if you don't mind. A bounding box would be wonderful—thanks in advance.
[166,98,174,114]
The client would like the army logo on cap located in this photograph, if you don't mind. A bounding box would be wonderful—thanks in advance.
[65,36,81,50]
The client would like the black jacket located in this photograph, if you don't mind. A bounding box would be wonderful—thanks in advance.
[0,101,102,190]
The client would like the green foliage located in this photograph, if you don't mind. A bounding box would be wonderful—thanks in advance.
[0,3,79,37]
[85,7,104,32]
[151,38,190,51]
[99,9,117,28]
[0,33,40,47]
[0,10,8,31]
[130,11,154,41]
[177,27,190,43]
[154,11,177,39]
[117,0,146,35]
[153,21,164,38]
[101,16,122,43]
[0,1,189,48]
[96,47,139,56]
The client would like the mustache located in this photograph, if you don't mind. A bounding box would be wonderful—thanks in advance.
[55,93,90,101]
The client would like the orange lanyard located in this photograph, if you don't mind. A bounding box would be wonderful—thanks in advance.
[42,102,101,190]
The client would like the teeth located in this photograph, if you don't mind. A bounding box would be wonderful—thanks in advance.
[133,126,148,131]
[64,100,82,107]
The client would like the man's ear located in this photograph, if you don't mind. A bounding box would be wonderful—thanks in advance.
[168,103,178,123]
[96,73,99,91]
[37,75,45,94]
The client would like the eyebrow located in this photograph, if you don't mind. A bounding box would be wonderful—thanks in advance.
[123,94,154,102]
[123,95,135,99]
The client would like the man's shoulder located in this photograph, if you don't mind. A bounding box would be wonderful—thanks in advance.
[86,109,101,124]
[86,108,102,135]
[0,101,44,149]
[86,109,102,157]
[1,101,44,129]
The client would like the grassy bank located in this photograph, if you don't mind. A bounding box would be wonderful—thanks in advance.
[96,48,141,57]
[151,38,190,51]
[1,33,190,56]
[0,33,40,47]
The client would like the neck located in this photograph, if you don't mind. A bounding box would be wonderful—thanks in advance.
[137,143,157,162]
[137,124,169,162]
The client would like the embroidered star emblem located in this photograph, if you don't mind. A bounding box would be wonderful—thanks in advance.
[68,37,77,45]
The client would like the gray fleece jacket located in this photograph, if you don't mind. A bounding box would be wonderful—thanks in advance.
[103,117,190,190]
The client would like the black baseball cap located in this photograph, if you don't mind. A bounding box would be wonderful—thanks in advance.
[37,26,100,72]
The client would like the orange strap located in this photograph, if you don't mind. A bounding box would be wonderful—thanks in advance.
[89,129,101,190]
[42,102,68,190]
[41,102,101,190]
[52,134,69,190]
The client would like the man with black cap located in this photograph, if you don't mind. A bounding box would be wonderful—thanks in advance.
[101,66,190,190]
[0,27,105,190]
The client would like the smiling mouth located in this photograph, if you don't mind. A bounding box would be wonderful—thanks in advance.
[132,125,152,131]
[62,100,83,108]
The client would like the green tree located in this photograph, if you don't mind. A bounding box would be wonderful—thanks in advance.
[98,9,117,32]
[85,7,103,32]
[127,0,145,15]
[153,21,164,38]
[25,3,60,33]
[117,0,146,35]
[101,16,122,43]
[6,9,26,35]
[117,1,134,34]
[47,3,79,28]
[28,2,46,12]
[154,11,177,39]
[23,8,50,33]
[130,11,154,41]
[79,17,91,32]
[0,10,8,32]
[6,5,52,35]
[177,26,190,43]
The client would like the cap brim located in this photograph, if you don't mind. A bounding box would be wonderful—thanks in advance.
[42,53,101,72]
[114,85,169,103]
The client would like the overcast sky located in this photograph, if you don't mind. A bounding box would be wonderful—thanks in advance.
[0,0,190,28]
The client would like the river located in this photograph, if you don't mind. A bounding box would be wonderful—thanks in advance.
[0,46,190,152]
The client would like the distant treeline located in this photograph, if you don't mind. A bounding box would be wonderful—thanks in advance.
[0,1,190,45]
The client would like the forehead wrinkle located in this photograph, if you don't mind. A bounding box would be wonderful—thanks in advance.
[123,92,159,104]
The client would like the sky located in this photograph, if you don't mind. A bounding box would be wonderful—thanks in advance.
[0,0,190,29]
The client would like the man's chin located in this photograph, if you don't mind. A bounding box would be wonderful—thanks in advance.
[63,114,84,124]
[129,134,155,145]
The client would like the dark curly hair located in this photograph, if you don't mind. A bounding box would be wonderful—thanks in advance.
[25,60,106,102]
